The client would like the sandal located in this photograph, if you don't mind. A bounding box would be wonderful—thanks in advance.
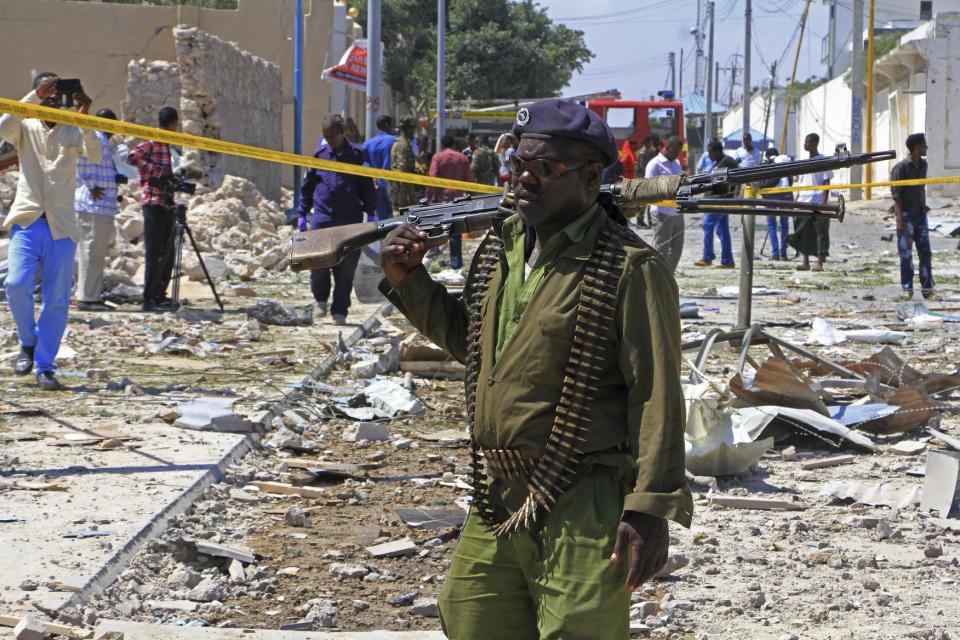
[796,264,810,271]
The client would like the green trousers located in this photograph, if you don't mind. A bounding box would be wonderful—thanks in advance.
[787,215,830,258]
[438,461,632,640]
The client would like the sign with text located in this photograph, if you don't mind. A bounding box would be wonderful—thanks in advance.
[322,39,368,90]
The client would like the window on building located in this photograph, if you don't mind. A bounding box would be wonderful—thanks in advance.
[920,1,933,20]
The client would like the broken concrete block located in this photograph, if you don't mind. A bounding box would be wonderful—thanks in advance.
[328,563,370,579]
[891,440,927,455]
[362,379,425,416]
[366,537,417,558]
[342,422,390,443]
[228,558,246,582]
[120,217,144,242]
[174,396,253,433]
[235,319,262,342]
[350,360,379,379]
[187,577,227,602]
[921,450,960,517]
[409,597,439,617]
[284,505,311,528]
[13,617,47,640]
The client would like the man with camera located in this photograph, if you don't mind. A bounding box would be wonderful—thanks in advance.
[127,106,180,312]
[1,73,99,390]
[75,108,124,312]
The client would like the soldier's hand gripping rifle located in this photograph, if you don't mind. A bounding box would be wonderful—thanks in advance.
[290,187,516,271]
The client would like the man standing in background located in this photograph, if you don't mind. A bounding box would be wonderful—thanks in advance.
[75,108,121,312]
[1,73,99,390]
[127,106,179,312]
[693,139,737,269]
[461,132,477,162]
[760,147,793,261]
[891,133,937,301]
[428,134,474,269]
[645,135,685,272]
[734,131,761,168]
[470,135,499,186]
[389,115,419,211]
[362,115,395,220]
[298,115,377,325]
[788,133,832,272]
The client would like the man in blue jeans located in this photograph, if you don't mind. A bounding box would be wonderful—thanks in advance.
[761,147,793,260]
[362,115,395,220]
[298,115,376,324]
[693,140,737,269]
[1,73,100,390]
[891,133,937,301]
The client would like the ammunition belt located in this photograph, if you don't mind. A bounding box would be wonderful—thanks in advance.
[482,448,535,482]
[464,215,634,535]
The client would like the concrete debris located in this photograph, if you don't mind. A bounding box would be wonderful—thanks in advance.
[342,422,391,443]
[13,617,47,640]
[710,496,805,511]
[174,397,253,433]
[187,577,227,602]
[408,598,439,618]
[191,540,257,565]
[328,563,370,579]
[235,319,263,342]
[821,480,922,509]
[367,538,417,558]
[245,299,314,327]
[890,440,928,455]
[360,379,425,417]
[394,508,467,530]
[921,450,960,517]
[799,454,856,470]
[807,318,907,346]
[284,505,311,528]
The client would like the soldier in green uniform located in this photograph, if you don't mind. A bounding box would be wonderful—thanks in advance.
[388,115,419,211]
[379,99,692,640]
[470,135,500,186]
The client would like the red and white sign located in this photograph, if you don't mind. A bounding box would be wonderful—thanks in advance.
[322,39,368,89]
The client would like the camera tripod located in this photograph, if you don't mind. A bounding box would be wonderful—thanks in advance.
[170,202,224,311]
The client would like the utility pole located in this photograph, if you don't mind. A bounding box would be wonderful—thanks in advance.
[715,61,720,103]
[850,0,864,199]
[436,0,446,146]
[780,0,812,155]
[365,0,382,139]
[704,0,715,141]
[727,63,736,107]
[738,0,755,329]
[679,48,685,97]
[743,0,752,142]
[293,0,303,202]
[669,52,676,95]
[762,60,777,148]
[865,0,875,199]
[695,0,704,93]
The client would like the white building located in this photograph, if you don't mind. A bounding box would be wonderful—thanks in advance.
[821,0,960,78]
[799,12,960,196]
[721,88,797,157]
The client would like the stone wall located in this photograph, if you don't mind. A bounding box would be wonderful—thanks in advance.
[121,59,182,127]
[174,26,282,201]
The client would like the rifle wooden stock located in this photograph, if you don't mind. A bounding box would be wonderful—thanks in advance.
[290,221,391,271]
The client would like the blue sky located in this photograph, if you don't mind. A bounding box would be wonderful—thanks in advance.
[540,0,832,102]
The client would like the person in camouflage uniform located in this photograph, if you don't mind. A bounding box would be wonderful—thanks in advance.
[388,115,419,211]
[470,135,500,186]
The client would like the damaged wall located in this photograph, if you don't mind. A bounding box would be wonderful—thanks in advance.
[121,59,182,127]
[174,26,282,201]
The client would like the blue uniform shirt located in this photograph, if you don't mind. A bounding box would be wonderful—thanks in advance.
[362,131,395,190]
[297,140,376,228]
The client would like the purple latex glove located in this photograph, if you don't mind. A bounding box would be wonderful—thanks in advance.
[297,215,308,232]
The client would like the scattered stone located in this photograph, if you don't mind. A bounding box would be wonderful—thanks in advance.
[781,445,799,461]
[366,537,417,558]
[924,544,944,558]
[284,505,311,528]
[229,488,259,503]
[655,553,690,577]
[388,591,420,607]
[187,577,227,602]
[328,563,370,579]
[342,422,391,443]
[235,319,263,342]
[862,577,881,591]
[228,558,246,582]
[632,601,660,618]
[351,360,379,379]
[166,567,202,590]
[13,616,47,640]
[297,598,337,629]
[409,597,439,617]
[393,438,414,451]
[18,579,39,591]
[745,591,766,609]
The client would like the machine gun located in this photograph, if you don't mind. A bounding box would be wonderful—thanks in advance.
[675,144,895,197]
[289,145,894,270]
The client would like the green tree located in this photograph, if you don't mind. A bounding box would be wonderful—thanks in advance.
[351,0,592,111]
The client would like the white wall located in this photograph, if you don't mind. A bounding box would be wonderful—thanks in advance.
[721,90,796,156]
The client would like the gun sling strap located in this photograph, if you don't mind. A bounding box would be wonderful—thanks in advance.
[465,213,631,536]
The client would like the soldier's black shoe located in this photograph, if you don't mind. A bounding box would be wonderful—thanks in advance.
[13,345,35,376]
[36,371,65,391]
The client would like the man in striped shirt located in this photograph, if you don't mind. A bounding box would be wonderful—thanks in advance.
[75,108,121,312]
[127,107,178,312]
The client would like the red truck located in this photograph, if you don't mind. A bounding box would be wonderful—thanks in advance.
[586,99,687,173]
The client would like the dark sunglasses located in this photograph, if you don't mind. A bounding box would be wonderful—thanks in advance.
[508,155,591,180]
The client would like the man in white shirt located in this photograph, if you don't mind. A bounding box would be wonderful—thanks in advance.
[645,136,685,272]
[787,133,832,271]
[733,131,761,168]
[0,73,100,390]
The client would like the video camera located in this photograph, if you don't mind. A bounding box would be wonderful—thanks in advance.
[54,78,82,108]
[148,169,197,196]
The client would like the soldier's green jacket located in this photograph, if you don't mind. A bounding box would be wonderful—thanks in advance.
[380,204,693,527]
[389,136,418,209]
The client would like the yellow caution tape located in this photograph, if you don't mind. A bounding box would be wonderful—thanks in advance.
[0,97,501,195]
[758,175,960,195]
[430,110,517,120]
